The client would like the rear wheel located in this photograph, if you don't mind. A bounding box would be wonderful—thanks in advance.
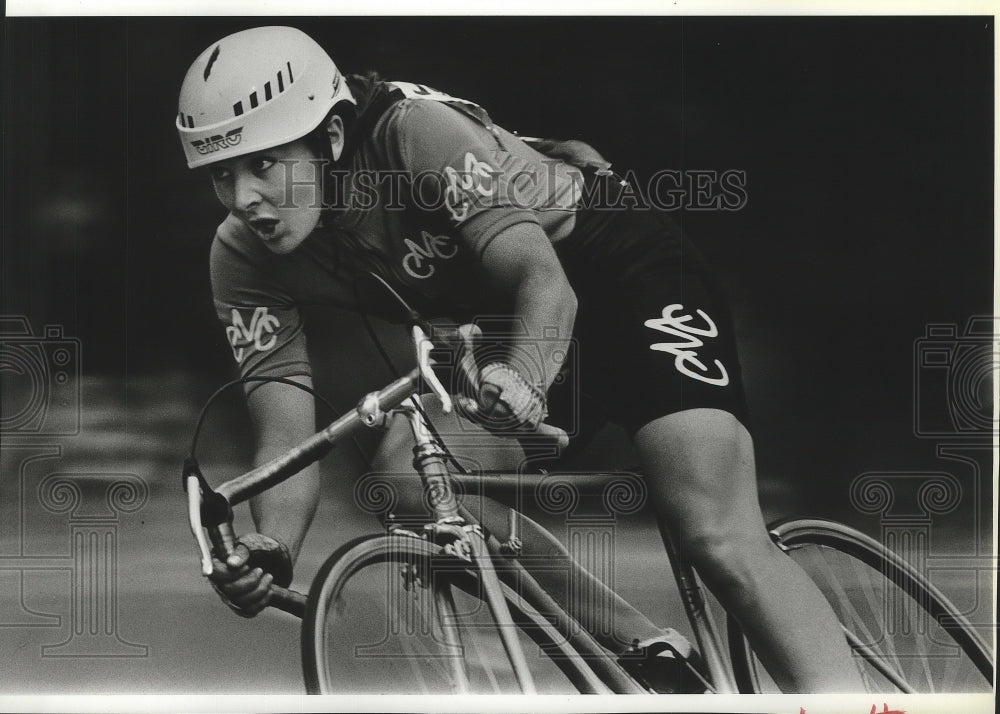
[728,518,993,693]
[301,533,609,694]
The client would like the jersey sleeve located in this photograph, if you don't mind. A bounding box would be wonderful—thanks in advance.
[386,99,541,256]
[210,225,311,395]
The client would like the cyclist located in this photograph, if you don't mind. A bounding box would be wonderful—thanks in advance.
[176,26,862,692]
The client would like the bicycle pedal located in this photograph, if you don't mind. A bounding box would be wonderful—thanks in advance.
[617,631,709,694]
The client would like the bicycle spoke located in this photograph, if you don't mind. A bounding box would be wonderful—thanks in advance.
[845,545,906,681]
[803,545,889,682]
[728,520,993,695]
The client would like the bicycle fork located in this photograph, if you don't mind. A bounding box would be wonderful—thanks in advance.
[401,400,538,694]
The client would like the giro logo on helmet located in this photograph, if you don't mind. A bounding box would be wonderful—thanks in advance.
[190,127,245,155]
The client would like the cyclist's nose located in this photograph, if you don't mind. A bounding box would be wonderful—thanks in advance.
[233,172,265,213]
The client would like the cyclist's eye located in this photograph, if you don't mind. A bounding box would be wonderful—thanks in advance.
[209,167,231,182]
[252,157,276,174]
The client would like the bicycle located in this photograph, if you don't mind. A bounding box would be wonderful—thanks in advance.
[183,321,994,695]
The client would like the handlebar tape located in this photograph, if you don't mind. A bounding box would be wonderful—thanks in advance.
[218,432,335,503]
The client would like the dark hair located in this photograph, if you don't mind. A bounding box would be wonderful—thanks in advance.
[303,70,385,211]
[344,70,383,112]
[302,70,381,163]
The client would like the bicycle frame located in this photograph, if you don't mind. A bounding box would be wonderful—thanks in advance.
[185,324,743,694]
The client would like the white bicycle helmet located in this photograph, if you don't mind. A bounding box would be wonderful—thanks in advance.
[176,26,355,168]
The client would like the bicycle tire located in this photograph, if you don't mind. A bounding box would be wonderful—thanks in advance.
[727,518,994,693]
[301,533,612,694]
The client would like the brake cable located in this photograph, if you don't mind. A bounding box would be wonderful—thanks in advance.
[355,272,471,476]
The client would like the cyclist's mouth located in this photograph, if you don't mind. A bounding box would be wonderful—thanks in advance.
[249,217,280,240]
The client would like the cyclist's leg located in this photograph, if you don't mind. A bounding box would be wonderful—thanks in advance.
[632,408,863,692]
[551,198,865,692]
[369,397,667,654]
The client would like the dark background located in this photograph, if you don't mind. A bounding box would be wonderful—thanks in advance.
[0,15,994,694]
[1,15,993,511]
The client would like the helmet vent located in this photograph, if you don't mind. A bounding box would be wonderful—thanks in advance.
[203,45,220,81]
[232,63,296,118]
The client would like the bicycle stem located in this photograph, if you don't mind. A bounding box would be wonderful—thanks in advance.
[403,399,462,523]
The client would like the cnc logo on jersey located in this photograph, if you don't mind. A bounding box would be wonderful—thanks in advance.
[190,127,244,156]
[443,152,497,222]
[645,304,730,386]
[226,307,280,364]
[402,231,457,279]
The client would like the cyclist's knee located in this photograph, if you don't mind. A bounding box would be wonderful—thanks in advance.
[678,524,777,596]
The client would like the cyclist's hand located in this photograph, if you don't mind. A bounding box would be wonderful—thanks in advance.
[207,533,292,618]
[443,324,551,435]
[475,362,547,432]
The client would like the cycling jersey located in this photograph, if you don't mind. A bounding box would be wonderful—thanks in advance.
[212,81,581,378]
[210,81,751,435]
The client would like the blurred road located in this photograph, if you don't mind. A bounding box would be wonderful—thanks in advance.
[0,373,992,694]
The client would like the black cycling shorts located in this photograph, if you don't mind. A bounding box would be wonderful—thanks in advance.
[545,173,751,448]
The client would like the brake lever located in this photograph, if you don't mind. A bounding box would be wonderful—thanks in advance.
[186,475,214,576]
[412,324,453,413]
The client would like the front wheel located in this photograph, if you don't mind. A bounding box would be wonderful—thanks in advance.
[727,518,993,693]
[301,533,610,694]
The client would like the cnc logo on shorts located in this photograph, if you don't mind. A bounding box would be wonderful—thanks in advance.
[226,306,279,364]
[190,127,244,155]
[402,231,457,279]
[645,304,730,386]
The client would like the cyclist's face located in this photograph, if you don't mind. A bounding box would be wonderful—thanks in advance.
[207,140,323,254]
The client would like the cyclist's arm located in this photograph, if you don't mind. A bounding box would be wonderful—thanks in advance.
[245,376,320,562]
[477,222,577,392]
[388,100,577,391]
